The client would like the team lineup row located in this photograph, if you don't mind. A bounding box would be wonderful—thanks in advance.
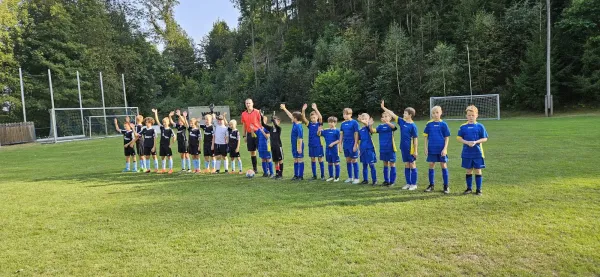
[114,100,489,195]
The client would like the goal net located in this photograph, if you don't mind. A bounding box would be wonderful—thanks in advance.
[49,107,138,141]
[429,94,500,120]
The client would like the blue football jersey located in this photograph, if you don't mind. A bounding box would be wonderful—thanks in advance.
[307,122,323,147]
[340,119,359,149]
[457,122,488,158]
[358,126,375,150]
[398,118,418,154]
[423,120,451,154]
[291,123,303,148]
[376,123,397,152]
[256,127,270,152]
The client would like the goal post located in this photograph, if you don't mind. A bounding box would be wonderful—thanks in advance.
[49,107,138,141]
[429,94,500,120]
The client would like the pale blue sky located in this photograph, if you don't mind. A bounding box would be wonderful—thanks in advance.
[174,0,240,45]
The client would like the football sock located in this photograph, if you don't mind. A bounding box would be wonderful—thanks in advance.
[466,174,473,190]
[269,162,274,176]
[362,163,368,181]
[390,166,397,184]
[383,166,389,183]
[335,164,340,179]
[369,163,377,182]
[168,158,173,170]
[311,161,317,177]
[328,164,333,178]
[405,168,411,184]
[429,169,435,185]
[353,162,359,179]
[411,168,418,185]
[442,168,449,186]
[347,163,353,179]
[319,162,325,178]
[475,175,482,190]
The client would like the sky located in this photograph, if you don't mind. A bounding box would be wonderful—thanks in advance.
[174,0,240,45]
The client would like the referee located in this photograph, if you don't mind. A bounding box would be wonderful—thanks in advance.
[240,98,262,172]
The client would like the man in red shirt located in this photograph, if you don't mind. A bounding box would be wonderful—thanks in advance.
[241,98,262,172]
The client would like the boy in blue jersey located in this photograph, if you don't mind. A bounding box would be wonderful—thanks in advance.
[381,101,419,190]
[114,118,138,172]
[371,112,398,186]
[357,113,377,186]
[340,108,361,185]
[252,120,274,177]
[457,105,488,196]
[318,116,341,182]
[302,103,325,180]
[281,104,305,181]
[424,106,451,194]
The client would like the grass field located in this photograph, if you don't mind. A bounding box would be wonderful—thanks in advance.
[1,115,600,276]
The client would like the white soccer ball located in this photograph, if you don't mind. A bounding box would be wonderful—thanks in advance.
[245,169,255,178]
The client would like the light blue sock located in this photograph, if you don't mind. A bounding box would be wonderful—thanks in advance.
[146,159,150,170]
[238,160,243,172]
[169,159,173,170]
[133,161,137,171]
[205,161,209,170]
[154,159,159,170]
[181,159,185,170]
[162,159,166,170]
[125,162,130,171]
[187,158,191,170]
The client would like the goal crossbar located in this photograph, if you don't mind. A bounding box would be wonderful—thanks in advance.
[429,94,500,120]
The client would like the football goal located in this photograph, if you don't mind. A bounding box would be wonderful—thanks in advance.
[429,94,500,120]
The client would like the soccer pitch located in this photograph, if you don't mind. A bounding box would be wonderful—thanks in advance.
[1,115,599,276]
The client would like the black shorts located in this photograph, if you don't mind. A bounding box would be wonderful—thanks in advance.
[203,144,214,157]
[124,146,136,156]
[271,145,284,162]
[135,141,143,156]
[246,135,258,152]
[160,145,173,157]
[189,144,200,155]
[143,146,156,156]
[214,144,228,157]
[178,141,188,153]
[229,147,240,158]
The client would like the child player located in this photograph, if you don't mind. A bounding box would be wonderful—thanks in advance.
[457,105,488,196]
[153,109,176,174]
[423,106,451,194]
[303,103,325,180]
[381,101,419,190]
[357,113,377,185]
[114,117,138,172]
[371,112,398,186]
[253,118,274,177]
[188,117,202,173]
[134,115,146,172]
[318,116,341,182]
[200,113,215,173]
[213,113,229,174]
[142,115,159,173]
[263,113,284,179]
[228,119,243,174]
[340,108,360,184]
[281,103,305,181]
[170,110,192,173]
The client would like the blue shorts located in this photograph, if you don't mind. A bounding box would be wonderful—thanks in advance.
[400,150,416,163]
[309,145,324,158]
[427,154,449,163]
[291,147,304,159]
[462,158,485,169]
[380,151,396,162]
[343,147,359,159]
[259,151,271,160]
[360,149,377,164]
[325,149,340,163]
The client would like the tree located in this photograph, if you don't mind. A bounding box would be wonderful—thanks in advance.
[310,68,360,116]
[425,42,459,96]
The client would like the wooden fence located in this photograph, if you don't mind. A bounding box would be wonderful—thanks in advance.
[0,122,36,146]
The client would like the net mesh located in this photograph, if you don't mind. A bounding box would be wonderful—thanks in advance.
[429,94,500,120]
[50,107,138,139]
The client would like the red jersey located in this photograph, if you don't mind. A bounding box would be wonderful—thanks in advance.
[241,109,262,134]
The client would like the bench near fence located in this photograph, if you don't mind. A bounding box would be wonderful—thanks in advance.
[0,122,36,146]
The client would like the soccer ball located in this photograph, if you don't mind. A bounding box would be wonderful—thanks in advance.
[245,170,255,178]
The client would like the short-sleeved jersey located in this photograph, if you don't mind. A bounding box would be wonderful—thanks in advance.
[241,109,262,134]
[188,127,201,145]
[423,120,451,154]
[398,118,418,154]
[214,124,229,145]
[120,130,134,145]
[340,119,360,148]
[200,125,214,146]
[376,123,397,152]
[142,127,156,148]
[264,124,282,148]
[135,124,145,137]
[307,122,323,147]
[228,129,240,149]
[291,123,303,147]
[175,123,188,142]
[457,122,488,158]
[256,128,270,152]
[358,126,375,150]
[160,126,174,145]
[321,128,341,151]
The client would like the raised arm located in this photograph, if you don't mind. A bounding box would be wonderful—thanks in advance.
[114,118,121,132]
[280,104,294,122]
[312,103,323,124]
[169,111,176,126]
[368,118,377,133]
[223,112,228,125]
[179,110,189,128]
[380,100,399,121]
[301,103,309,125]
[152,109,161,126]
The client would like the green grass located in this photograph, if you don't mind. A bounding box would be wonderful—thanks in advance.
[1,115,599,276]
